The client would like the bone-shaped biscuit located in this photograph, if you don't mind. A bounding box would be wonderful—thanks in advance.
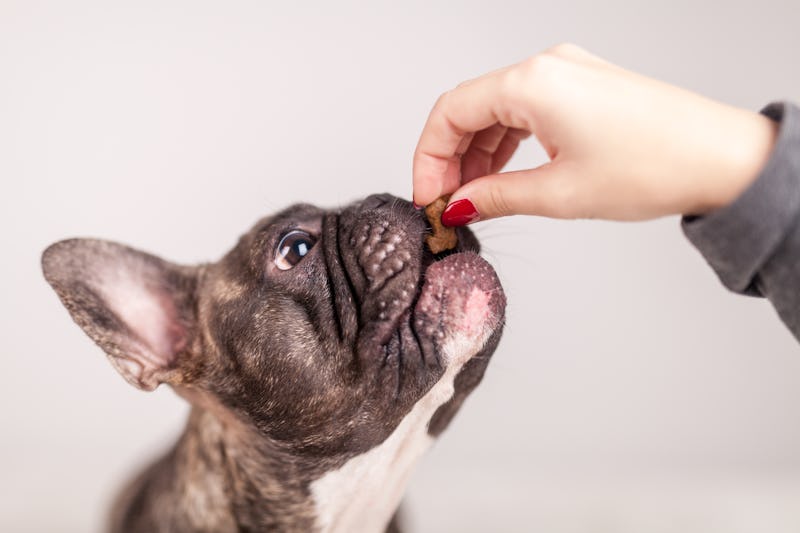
[424,195,458,254]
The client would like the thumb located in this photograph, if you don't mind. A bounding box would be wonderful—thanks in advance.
[442,162,582,225]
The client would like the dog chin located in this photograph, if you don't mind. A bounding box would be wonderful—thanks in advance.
[414,251,505,367]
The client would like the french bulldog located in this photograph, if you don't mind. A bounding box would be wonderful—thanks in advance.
[42,194,506,532]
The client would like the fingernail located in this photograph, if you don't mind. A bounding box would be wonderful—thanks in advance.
[442,198,480,227]
[412,201,423,210]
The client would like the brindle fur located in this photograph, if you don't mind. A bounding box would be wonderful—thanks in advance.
[42,194,503,532]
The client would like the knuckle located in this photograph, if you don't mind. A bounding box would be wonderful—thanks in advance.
[434,90,452,109]
[432,91,461,132]
[487,182,514,217]
[455,77,474,90]
[545,42,584,58]
[519,52,561,86]
[496,69,517,110]
[499,55,561,122]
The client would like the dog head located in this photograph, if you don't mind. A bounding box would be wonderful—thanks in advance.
[43,193,505,529]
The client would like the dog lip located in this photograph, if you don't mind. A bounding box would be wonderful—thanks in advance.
[405,225,485,363]
[411,251,505,362]
[354,209,485,374]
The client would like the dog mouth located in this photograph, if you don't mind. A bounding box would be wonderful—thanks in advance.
[336,195,505,400]
[411,239,506,368]
[369,222,505,391]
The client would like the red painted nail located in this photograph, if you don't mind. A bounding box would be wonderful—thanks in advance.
[442,198,480,227]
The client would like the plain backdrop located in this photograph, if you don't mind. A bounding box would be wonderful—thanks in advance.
[2,1,800,532]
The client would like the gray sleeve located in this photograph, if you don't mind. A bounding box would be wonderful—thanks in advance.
[681,102,800,341]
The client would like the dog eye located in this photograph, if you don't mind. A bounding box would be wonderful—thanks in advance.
[275,230,317,270]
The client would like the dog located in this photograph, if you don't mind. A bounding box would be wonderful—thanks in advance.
[42,194,506,532]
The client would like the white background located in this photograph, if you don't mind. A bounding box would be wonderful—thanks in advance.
[2,1,800,531]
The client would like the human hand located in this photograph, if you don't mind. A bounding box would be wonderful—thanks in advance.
[412,44,777,224]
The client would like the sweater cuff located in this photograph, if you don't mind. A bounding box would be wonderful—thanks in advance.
[681,102,800,296]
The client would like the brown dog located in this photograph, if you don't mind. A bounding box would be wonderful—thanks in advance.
[42,194,505,532]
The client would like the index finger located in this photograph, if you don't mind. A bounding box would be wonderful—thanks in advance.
[412,69,510,206]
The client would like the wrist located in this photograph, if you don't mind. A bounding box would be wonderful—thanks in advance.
[690,107,778,215]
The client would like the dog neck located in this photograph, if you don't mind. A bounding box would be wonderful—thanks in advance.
[115,326,483,533]
[310,355,466,533]
[151,366,462,533]
[111,406,318,532]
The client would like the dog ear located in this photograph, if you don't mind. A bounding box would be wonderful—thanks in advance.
[42,239,199,391]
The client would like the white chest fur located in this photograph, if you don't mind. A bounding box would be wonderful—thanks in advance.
[310,329,491,533]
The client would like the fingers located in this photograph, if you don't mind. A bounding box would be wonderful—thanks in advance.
[442,162,584,224]
[461,126,531,185]
[469,123,509,154]
[489,128,531,174]
[412,43,603,210]
[460,124,508,183]
[412,65,525,206]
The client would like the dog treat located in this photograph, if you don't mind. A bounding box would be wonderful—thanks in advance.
[425,195,458,254]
